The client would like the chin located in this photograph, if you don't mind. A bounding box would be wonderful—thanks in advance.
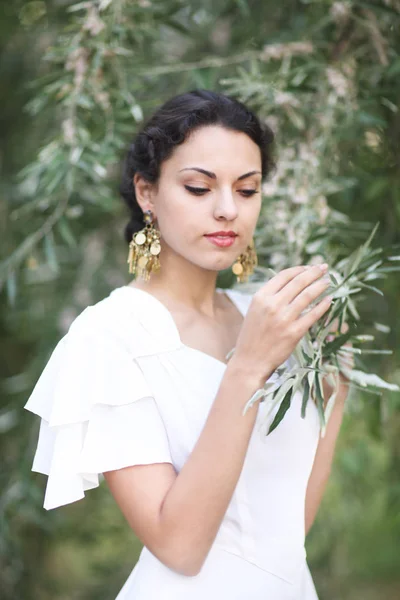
[210,259,236,272]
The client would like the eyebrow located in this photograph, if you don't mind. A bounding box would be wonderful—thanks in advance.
[179,167,262,181]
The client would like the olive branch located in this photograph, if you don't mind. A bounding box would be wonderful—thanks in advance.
[237,223,400,437]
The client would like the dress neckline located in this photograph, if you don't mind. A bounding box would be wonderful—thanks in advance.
[118,285,247,369]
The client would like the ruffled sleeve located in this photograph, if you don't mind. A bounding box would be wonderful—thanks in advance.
[24,309,174,510]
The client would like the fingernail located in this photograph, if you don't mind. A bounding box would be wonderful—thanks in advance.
[318,263,328,271]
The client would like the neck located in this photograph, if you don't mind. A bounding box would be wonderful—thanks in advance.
[129,246,225,317]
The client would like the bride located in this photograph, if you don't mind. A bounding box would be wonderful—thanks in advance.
[25,89,348,599]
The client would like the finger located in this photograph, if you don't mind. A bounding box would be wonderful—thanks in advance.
[283,274,331,319]
[276,265,330,306]
[295,294,332,336]
[260,265,310,295]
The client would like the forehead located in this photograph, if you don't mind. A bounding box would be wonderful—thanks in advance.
[161,125,262,175]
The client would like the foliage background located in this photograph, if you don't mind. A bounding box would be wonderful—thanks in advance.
[1,1,399,598]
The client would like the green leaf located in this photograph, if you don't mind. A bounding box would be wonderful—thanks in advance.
[356,111,387,127]
[164,19,191,36]
[323,373,340,431]
[263,376,295,421]
[322,296,344,326]
[67,1,92,12]
[130,105,143,123]
[341,349,392,355]
[357,282,384,296]
[365,259,384,272]
[56,217,77,248]
[43,232,59,273]
[373,322,390,333]
[365,178,389,202]
[378,267,400,273]
[6,271,17,307]
[340,368,400,392]
[387,57,400,77]
[234,0,251,16]
[301,375,310,419]
[322,330,353,358]
[301,348,312,365]
[314,371,326,429]
[329,272,340,286]
[347,296,360,320]
[267,388,293,435]
[356,1,400,17]
[347,222,379,277]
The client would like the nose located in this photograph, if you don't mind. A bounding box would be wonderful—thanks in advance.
[213,188,239,221]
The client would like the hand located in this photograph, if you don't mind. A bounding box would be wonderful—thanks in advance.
[233,264,332,381]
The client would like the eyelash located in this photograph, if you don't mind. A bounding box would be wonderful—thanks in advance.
[184,185,259,197]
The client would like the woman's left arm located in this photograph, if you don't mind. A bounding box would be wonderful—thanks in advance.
[305,320,353,536]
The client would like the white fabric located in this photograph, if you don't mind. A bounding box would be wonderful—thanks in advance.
[24,285,321,599]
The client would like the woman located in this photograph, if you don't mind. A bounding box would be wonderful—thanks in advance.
[25,90,336,599]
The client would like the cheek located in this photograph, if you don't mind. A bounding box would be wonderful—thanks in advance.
[239,197,261,228]
[154,195,196,249]
[156,184,204,235]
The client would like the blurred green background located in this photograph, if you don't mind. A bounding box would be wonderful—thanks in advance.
[1,1,399,598]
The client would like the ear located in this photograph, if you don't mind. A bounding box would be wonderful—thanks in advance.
[133,173,157,215]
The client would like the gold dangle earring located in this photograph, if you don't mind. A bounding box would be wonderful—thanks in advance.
[127,210,161,282]
[231,238,258,283]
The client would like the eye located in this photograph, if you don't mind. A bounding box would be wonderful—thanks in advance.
[184,185,209,195]
[184,185,259,197]
[239,189,259,197]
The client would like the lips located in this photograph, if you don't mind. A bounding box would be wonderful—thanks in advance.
[204,234,237,248]
[204,232,237,237]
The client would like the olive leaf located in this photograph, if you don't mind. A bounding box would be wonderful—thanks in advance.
[267,387,293,435]
[240,222,400,436]
[301,375,310,419]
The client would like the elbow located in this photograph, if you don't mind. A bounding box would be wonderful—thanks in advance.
[165,545,204,577]
[155,511,208,576]
[158,555,203,577]
[156,537,205,577]
[174,561,202,577]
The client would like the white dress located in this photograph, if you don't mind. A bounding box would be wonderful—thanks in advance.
[24,285,321,600]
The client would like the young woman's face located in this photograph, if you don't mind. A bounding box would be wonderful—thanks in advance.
[137,125,263,274]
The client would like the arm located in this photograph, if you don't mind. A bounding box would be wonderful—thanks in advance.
[304,373,348,535]
[305,320,353,535]
[104,358,270,577]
